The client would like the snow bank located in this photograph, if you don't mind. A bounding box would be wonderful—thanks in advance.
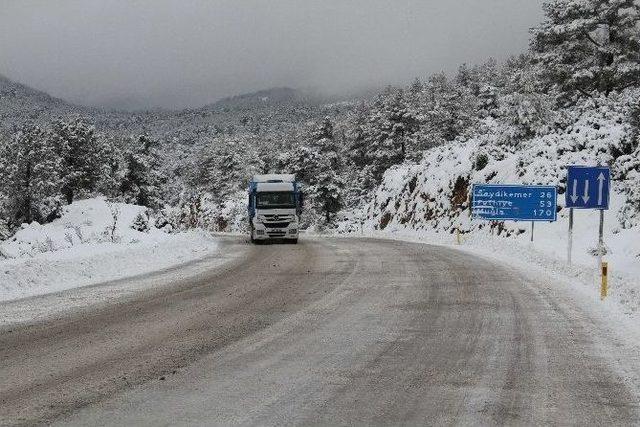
[0,198,220,302]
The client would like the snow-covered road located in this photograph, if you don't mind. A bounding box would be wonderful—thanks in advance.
[1,237,639,425]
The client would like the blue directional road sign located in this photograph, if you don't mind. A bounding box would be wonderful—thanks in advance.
[565,166,610,210]
[471,184,557,221]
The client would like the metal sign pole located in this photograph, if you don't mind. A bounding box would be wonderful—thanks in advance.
[568,208,574,265]
[598,209,604,271]
[530,221,534,242]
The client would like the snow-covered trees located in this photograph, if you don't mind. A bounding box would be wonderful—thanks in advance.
[191,136,246,198]
[50,117,105,204]
[0,124,62,225]
[297,118,345,224]
[119,134,164,209]
[0,117,174,236]
[1,0,640,236]
[629,101,640,151]
[531,0,640,100]
[341,72,479,191]
[497,58,555,144]
[423,72,477,143]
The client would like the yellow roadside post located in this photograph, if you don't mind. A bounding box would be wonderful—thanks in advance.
[456,227,461,245]
[601,261,608,300]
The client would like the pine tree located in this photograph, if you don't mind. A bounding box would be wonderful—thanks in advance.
[96,136,126,198]
[424,72,476,142]
[408,78,424,99]
[0,124,62,225]
[345,102,370,169]
[50,117,104,204]
[119,134,164,209]
[629,101,640,152]
[191,136,245,198]
[531,0,640,99]
[455,63,480,95]
[352,89,414,182]
[298,118,345,224]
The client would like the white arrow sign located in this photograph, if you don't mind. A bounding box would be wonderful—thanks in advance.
[597,172,606,205]
[582,179,590,204]
[571,179,579,203]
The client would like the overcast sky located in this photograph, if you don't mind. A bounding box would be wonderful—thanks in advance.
[0,0,544,111]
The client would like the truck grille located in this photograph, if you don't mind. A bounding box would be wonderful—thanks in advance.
[267,231,287,237]
[265,222,290,229]
[263,214,295,222]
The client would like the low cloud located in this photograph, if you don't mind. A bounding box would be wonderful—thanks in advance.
[0,0,544,110]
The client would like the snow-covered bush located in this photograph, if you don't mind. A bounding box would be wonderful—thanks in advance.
[131,211,150,233]
[474,153,489,171]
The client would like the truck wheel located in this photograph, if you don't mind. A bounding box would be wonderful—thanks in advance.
[290,238,298,244]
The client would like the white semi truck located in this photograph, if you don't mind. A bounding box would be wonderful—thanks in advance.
[248,174,303,243]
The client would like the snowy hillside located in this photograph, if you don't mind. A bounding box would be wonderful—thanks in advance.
[361,93,638,232]
[0,198,220,302]
[0,73,85,134]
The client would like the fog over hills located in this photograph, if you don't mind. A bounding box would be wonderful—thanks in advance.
[0,73,343,140]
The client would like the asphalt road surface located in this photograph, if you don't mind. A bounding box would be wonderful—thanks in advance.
[1,237,639,426]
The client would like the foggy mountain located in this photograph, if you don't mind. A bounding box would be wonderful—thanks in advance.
[0,73,350,141]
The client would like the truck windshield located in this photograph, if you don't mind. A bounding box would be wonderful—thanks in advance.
[256,192,296,209]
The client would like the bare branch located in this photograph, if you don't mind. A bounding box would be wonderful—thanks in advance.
[583,31,603,48]
[576,87,594,98]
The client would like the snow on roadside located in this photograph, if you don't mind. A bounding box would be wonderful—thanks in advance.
[0,198,220,302]
[344,224,640,327]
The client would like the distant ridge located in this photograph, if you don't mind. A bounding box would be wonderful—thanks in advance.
[0,74,348,140]
[202,87,322,112]
[0,73,69,106]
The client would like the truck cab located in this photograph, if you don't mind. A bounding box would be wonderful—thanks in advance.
[248,174,302,243]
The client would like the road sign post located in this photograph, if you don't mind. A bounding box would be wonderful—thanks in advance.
[530,221,534,242]
[601,261,608,300]
[598,209,605,271]
[567,208,574,265]
[565,165,611,296]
